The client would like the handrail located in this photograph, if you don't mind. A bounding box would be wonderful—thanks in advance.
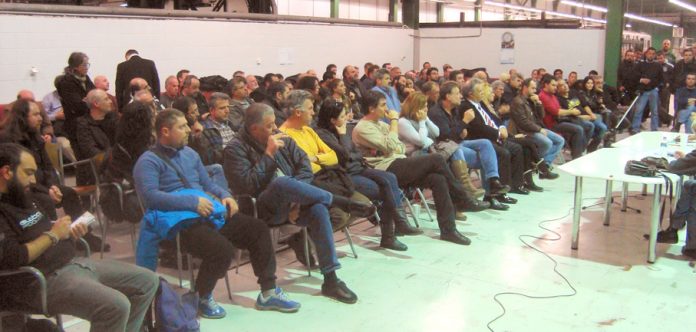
[0,3,405,28]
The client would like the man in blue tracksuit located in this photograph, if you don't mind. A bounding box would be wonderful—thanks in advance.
[134,109,300,319]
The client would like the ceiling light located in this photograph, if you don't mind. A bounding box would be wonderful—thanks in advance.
[560,0,608,13]
[485,1,543,13]
[624,13,675,27]
[545,10,607,24]
[669,0,696,13]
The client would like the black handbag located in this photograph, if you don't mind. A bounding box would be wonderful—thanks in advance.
[624,160,657,177]
[640,156,669,170]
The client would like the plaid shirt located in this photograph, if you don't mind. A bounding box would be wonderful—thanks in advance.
[202,118,235,147]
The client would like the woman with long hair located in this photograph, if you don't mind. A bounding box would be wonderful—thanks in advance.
[326,78,360,120]
[315,99,415,251]
[577,76,607,152]
[0,100,108,251]
[398,92,485,198]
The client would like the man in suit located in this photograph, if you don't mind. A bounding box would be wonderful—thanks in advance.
[460,78,526,204]
[115,50,160,112]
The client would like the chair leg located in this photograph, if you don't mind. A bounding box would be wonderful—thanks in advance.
[55,314,63,328]
[224,273,233,301]
[187,254,195,292]
[130,224,137,252]
[234,248,242,274]
[302,228,311,277]
[343,227,358,259]
[402,196,420,228]
[176,235,184,289]
[416,188,435,223]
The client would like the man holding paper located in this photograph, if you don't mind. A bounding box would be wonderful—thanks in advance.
[0,143,159,332]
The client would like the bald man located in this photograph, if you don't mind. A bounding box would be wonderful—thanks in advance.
[94,75,118,113]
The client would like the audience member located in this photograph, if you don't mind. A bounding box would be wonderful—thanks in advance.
[618,49,640,105]
[93,75,118,112]
[675,73,696,133]
[74,89,117,185]
[371,69,401,114]
[115,49,160,111]
[181,75,208,115]
[352,90,488,242]
[263,81,291,127]
[201,92,235,147]
[135,109,301,318]
[159,75,180,109]
[56,52,95,143]
[224,103,363,304]
[631,47,664,134]
[539,76,586,159]
[0,143,158,332]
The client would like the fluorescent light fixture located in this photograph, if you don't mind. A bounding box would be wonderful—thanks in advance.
[624,13,675,27]
[485,1,543,13]
[625,23,632,28]
[560,0,608,13]
[669,0,696,13]
[545,10,606,24]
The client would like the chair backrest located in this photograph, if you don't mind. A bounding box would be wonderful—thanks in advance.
[44,140,65,185]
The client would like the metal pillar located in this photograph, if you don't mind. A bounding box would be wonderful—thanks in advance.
[604,0,626,87]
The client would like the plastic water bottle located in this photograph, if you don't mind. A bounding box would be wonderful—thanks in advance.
[660,134,669,157]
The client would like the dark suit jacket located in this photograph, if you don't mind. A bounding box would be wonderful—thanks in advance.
[459,99,502,142]
[115,55,160,110]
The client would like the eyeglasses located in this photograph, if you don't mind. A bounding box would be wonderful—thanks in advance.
[80,63,91,69]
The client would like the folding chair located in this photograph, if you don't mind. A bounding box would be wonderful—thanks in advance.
[0,239,90,332]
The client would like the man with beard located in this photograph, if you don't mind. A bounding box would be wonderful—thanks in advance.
[0,100,108,252]
[0,143,159,332]
[181,75,208,115]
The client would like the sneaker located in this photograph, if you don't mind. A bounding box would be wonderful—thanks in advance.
[198,295,226,319]
[255,287,301,313]
[321,280,358,304]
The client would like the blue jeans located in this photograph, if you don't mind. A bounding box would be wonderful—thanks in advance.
[205,164,230,195]
[590,117,608,140]
[257,176,339,274]
[351,168,402,225]
[671,180,696,250]
[678,105,696,133]
[530,131,565,165]
[632,88,660,131]
[458,139,498,180]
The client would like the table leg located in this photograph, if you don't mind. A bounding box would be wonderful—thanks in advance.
[572,176,583,250]
[642,184,648,196]
[648,184,662,264]
[604,180,613,226]
[621,182,628,212]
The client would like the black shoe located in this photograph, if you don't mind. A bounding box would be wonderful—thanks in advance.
[510,186,530,195]
[440,229,471,245]
[288,233,318,268]
[539,170,559,180]
[380,236,408,251]
[461,199,490,212]
[682,248,696,260]
[321,280,358,304]
[484,196,509,211]
[497,194,517,204]
[82,232,110,253]
[642,228,678,244]
[525,181,544,192]
[395,219,423,236]
[488,178,510,195]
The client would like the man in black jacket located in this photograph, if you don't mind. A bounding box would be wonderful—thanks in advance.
[262,82,290,127]
[631,47,664,133]
[342,65,367,115]
[74,89,117,186]
[0,143,158,332]
[56,52,95,144]
[115,49,160,111]
[224,103,365,304]
[618,49,640,106]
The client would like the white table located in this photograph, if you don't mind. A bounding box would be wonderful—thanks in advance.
[559,147,670,263]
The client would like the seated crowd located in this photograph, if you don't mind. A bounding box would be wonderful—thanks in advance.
[4,48,688,331]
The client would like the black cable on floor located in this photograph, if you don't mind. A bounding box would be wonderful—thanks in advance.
[486,194,615,331]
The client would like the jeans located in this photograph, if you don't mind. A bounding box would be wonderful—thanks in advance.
[387,154,468,234]
[551,122,586,159]
[351,168,402,226]
[257,176,339,275]
[670,180,696,250]
[179,213,277,296]
[45,258,158,332]
[458,139,499,180]
[678,105,696,133]
[632,88,660,131]
[205,164,230,195]
[530,131,565,165]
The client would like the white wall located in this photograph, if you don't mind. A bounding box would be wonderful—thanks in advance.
[0,14,413,101]
[418,27,606,79]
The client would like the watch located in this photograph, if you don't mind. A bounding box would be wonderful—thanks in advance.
[43,231,59,246]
